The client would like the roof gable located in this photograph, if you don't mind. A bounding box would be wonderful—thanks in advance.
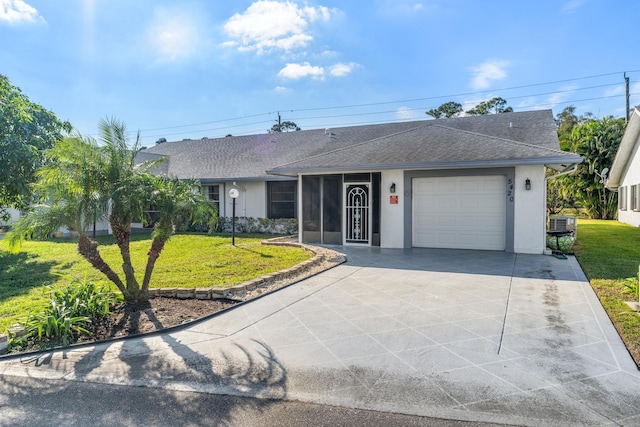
[269,110,581,175]
[606,108,640,189]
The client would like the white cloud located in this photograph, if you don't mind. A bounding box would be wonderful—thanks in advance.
[223,1,334,54]
[404,3,425,12]
[378,0,435,15]
[278,62,325,80]
[328,62,360,77]
[396,107,422,121]
[0,0,43,24]
[546,84,579,107]
[514,97,539,110]
[320,49,338,57]
[274,86,291,93]
[603,85,624,97]
[561,0,585,14]
[146,7,204,62]
[469,60,509,90]
[278,61,360,80]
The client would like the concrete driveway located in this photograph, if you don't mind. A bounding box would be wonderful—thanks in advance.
[2,247,640,426]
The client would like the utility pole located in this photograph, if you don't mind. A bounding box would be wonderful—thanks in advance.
[625,72,630,123]
[277,112,282,132]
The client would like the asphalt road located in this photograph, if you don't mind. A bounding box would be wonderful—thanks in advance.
[0,376,507,427]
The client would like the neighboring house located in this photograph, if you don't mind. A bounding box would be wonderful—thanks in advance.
[139,110,581,254]
[606,108,640,226]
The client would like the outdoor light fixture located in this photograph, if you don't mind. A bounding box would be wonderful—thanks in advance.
[390,183,396,193]
[525,178,531,191]
[229,188,240,246]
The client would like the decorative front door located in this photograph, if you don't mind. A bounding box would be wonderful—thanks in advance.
[344,183,370,245]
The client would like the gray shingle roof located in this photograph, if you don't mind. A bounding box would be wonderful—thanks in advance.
[138,110,581,180]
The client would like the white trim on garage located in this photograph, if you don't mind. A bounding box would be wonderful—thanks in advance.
[412,175,506,250]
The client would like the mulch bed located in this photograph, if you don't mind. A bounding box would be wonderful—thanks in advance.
[83,297,239,342]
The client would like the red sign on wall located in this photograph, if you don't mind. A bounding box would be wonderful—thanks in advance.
[390,195,399,204]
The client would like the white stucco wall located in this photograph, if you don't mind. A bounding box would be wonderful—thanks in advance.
[513,165,546,253]
[617,140,640,227]
[225,181,266,219]
[380,170,405,248]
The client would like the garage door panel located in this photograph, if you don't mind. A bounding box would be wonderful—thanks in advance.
[436,215,458,227]
[412,176,506,251]
[459,180,482,192]
[437,196,457,210]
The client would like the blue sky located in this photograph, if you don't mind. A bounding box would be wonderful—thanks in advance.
[1,0,639,146]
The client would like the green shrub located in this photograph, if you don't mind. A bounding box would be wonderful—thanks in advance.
[50,276,122,320]
[10,277,120,349]
[21,304,91,347]
[546,234,575,253]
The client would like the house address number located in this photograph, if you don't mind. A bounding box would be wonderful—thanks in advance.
[507,178,514,202]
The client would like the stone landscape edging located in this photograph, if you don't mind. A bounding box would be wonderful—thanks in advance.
[144,236,339,301]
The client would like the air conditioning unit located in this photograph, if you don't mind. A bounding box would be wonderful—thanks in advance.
[548,216,577,238]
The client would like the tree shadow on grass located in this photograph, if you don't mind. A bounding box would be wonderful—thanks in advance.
[234,245,274,258]
[0,251,58,302]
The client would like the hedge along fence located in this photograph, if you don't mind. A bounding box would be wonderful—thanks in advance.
[213,217,298,235]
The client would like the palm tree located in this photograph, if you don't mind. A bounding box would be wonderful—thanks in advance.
[97,117,147,300]
[10,134,127,292]
[11,118,217,304]
[140,175,218,296]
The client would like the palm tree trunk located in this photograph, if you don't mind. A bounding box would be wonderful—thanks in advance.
[109,215,140,298]
[141,237,166,295]
[77,235,130,300]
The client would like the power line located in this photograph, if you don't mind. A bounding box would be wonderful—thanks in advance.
[288,71,640,112]
[284,82,625,123]
[265,91,640,134]
[130,70,640,141]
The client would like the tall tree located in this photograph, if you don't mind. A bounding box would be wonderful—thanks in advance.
[10,118,217,304]
[562,116,626,219]
[269,114,300,133]
[269,121,300,133]
[555,106,579,143]
[426,101,463,119]
[0,74,71,220]
[466,97,513,115]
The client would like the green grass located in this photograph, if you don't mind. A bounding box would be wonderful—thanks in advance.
[573,219,640,366]
[0,233,310,333]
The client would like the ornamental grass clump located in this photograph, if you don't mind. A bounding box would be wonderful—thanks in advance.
[10,277,120,350]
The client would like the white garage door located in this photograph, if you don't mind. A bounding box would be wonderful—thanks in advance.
[412,176,506,250]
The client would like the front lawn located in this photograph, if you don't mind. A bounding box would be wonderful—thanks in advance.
[0,233,310,333]
[573,219,640,366]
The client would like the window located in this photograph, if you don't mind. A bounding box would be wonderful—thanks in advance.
[619,186,628,211]
[633,184,640,212]
[268,181,296,218]
[208,185,220,215]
